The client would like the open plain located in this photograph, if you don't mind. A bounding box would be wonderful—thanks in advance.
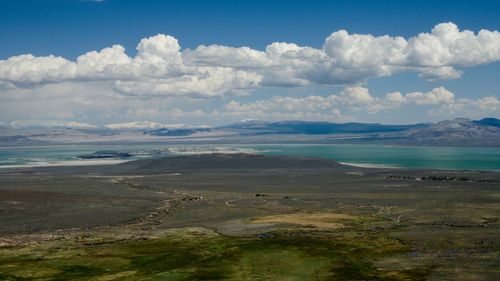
[0,154,499,280]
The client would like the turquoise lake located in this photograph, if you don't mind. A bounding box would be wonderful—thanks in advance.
[257,144,500,171]
[0,144,499,171]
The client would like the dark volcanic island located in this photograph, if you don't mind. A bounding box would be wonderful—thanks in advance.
[1,154,500,280]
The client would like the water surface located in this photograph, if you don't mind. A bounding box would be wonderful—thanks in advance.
[0,144,499,171]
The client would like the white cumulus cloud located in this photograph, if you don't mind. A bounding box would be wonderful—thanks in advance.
[225,86,458,117]
[1,22,499,98]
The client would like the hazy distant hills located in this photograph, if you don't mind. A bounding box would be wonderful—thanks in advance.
[375,118,500,146]
[0,118,499,147]
[218,120,429,135]
[148,119,429,136]
[148,118,500,146]
[475,118,500,128]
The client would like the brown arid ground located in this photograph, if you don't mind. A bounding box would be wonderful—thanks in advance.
[0,154,499,280]
[250,212,363,229]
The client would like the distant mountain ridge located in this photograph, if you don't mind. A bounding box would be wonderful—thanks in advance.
[377,118,500,146]
[149,120,430,136]
[219,120,429,134]
[1,118,499,147]
[147,118,500,146]
[474,118,500,128]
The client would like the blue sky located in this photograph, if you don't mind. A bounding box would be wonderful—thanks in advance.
[0,0,499,128]
[2,0,499,58]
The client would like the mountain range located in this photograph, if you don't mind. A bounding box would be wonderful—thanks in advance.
[0,118,499,147]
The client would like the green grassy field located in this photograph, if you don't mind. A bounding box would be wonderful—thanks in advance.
[0,225,434,281]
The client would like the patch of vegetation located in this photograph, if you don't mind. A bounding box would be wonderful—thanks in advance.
[386,175,494,183]
[0,229,433,281]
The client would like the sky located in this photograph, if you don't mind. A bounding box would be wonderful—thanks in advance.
[0,0,499,129]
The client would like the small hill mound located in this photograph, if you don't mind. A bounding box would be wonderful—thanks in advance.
[102,153,349,174]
